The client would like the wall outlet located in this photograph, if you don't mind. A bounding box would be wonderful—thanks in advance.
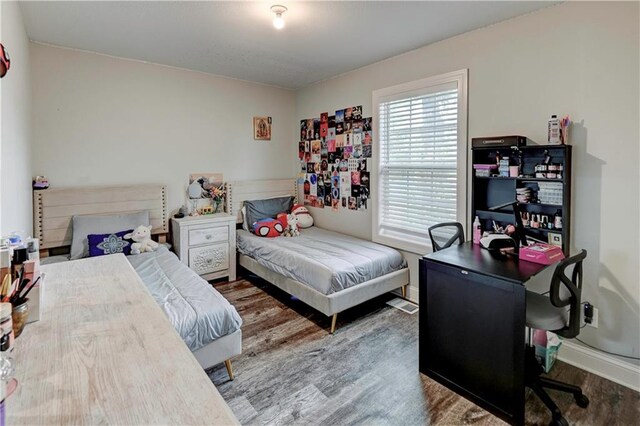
[589,307,599,328]
[583,306,599,328]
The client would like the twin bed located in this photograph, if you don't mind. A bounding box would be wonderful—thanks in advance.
[32,179,409,379]
[226,179,409,333]
[33,185,242,379]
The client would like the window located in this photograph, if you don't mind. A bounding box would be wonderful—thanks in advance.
[372,70,468,254]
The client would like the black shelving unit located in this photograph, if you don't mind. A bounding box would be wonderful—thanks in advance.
[471,144,572,254]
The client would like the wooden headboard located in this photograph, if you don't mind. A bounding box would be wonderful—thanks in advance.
[225,179,299,224]
[33,185,168,251]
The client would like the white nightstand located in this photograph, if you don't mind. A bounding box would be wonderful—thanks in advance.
[171,214,236,281]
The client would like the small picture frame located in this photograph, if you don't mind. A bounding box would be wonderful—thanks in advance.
[548,232,563,248]
[253,116,272,140]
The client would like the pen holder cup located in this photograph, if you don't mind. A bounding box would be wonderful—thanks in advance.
[11,300,29,338]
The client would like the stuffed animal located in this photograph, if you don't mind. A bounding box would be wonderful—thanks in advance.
[124,225,159,254]
[276,212,289,228]
[291,204,314,228]
[282,213,300,237]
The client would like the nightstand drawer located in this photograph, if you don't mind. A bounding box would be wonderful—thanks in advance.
[188,243,229,275]
[188,226,228,246]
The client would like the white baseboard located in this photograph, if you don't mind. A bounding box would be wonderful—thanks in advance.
[407,286,419,303]
[392,286,419,303]
[558,341,640,392]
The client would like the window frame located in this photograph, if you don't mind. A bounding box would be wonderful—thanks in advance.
[372,69,468,255]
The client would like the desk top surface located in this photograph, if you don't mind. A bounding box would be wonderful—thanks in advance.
[8,254,238,425]
[423,242,551,284]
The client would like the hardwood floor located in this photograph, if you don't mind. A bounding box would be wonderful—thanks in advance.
[208,276,639,426]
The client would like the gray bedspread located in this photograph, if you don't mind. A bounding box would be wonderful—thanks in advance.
[127,246,242,351]
[237,227,407,295]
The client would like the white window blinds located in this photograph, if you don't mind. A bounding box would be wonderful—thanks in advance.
[377,81,461,246]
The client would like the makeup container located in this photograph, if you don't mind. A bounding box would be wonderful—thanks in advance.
[6,234,20,246]
[554,210,563,230]
[0,250,9,291]
[11,302,28,338]
[498,158,510,177]
[535,164,548,179]
[0,303,14,353]
[531,214,540,229]
[25,238,39,261]
[540,215,549,229]
[11,248,28,279]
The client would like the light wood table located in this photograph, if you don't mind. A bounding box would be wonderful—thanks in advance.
[7,254,239,425]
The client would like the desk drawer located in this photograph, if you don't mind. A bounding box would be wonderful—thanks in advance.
[189,226,228,246]
[188,243,229,275]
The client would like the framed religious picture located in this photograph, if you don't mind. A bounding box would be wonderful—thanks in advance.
[253,116,272,140]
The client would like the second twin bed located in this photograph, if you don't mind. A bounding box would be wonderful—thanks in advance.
[228,179,409,333]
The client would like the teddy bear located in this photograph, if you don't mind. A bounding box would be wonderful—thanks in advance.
[124,225,159,254]
[282,213,300,237]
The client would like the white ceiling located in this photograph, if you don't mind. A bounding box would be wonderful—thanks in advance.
[20,1,558,90]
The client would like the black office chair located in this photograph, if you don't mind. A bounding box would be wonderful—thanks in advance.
[428,222,465,252]
[525,249,589,426]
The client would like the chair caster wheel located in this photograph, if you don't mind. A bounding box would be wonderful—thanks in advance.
[575,393,590,408]
[549,416,569,426]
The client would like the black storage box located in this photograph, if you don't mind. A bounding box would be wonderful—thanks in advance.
[471,135,531,149]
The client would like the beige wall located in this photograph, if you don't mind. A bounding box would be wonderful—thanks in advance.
[30,43,297,214]
[1,1,32,236]
[296,2,640,360]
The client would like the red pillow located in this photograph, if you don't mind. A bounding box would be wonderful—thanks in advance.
[252,218,284,238]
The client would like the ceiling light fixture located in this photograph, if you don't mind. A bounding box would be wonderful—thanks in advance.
[270,5,287,30]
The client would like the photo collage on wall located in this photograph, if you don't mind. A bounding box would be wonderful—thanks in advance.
[298,105,372,212]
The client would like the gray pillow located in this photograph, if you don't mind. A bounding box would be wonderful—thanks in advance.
[244,196,293,229]
[70,211,150,259]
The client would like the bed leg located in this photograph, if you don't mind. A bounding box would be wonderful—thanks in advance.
[401,285,407,299]
[330,314,338,334]
[224,359,235,380]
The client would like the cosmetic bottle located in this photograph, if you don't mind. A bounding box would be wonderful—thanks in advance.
[531,214,540,229]
[548,115,561,145]
[554,210,562,230]
[473,216,481,245]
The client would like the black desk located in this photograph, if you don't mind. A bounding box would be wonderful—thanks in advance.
[419,242,551,425]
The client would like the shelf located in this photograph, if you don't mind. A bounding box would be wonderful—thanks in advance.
[524,227,562,234]
[516,145,570,150]
[472,145,570,151]
[518,202,563,208]
[474,176,516,180]
[516,177,565,183]
[472,141,571,255]
[474,176,565,183]
[475,209,514,223]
